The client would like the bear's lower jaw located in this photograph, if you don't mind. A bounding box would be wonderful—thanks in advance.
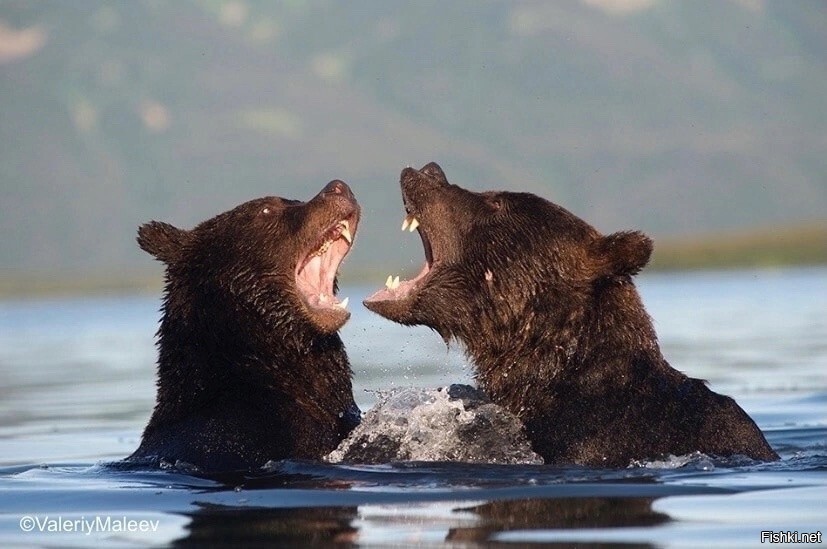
[361,296,412,325]
[302,302,351,334]
[364,260,430,303]
[362,259,435,325]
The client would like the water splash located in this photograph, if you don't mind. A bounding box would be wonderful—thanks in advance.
[327,384,543,465]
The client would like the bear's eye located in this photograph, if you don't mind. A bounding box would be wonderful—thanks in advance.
[261,207,271,215]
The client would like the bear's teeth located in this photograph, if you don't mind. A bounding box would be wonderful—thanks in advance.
[315,239,333,256]
[402,214,419,232]
[338,297,349,309]
[319,293,328,303]
[340,220,353,244]
[384,275,401,290]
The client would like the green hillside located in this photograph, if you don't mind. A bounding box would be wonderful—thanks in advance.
[1,0,825,284]
[649,222,827,271]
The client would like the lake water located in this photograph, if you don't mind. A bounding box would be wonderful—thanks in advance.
[0,267,825,547]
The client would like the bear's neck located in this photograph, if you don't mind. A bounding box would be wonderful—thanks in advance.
[468,277,661,415]
[152,301,350,416]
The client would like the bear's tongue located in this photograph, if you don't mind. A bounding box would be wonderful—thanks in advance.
[296,221,352,310]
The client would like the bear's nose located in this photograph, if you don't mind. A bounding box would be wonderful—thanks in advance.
[322,180,354,199]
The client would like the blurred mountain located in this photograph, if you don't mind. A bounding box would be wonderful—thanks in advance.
[1,0,825,281]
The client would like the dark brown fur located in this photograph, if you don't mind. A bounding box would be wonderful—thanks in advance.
[129,181,361,471]
[364,163,777,467]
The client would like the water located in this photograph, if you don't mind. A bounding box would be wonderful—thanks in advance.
[327,386,543,464]
[0,267,825,547]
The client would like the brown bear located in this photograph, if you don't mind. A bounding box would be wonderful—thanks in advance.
[128,180,361,472]
[364,163,778,467]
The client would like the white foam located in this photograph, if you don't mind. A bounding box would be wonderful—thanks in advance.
[628,451,716,470]
[327,385,543,465]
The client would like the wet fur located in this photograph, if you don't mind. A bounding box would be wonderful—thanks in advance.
[365,164,777,467]
[129,188,360,471]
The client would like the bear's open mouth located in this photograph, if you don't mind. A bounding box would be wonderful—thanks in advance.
[364,210,435,303]
[296,215,356,312]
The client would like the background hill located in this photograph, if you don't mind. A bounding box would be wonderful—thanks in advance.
[1,0,825,289]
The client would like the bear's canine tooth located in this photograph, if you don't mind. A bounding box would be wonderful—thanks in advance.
[385,275,394,289]
[391,275,400,289]
[402,214,419,232]
[340,220,353,244]
[338,297,349,309]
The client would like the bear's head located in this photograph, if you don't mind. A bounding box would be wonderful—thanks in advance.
[139,180,360,336]
[363,163,652,348]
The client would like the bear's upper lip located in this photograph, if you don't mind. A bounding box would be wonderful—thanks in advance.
[295,209,359,316]
[363,186,435,304]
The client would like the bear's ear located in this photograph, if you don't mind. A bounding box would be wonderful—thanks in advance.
[421,162,448,183]
[596,230,653,277]
[137,221,189,263]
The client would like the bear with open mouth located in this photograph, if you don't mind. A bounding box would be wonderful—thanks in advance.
[364,163,778,467]
[128,180,361,472]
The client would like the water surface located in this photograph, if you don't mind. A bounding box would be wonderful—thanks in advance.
[0,267,825,547]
